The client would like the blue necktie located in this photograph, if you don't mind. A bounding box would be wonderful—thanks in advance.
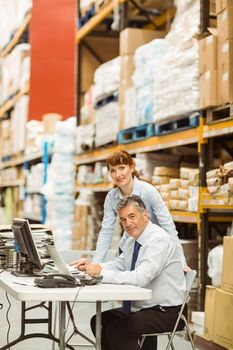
[123,241,141,316]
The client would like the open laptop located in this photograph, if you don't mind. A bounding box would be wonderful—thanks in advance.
[45,244,83,276]
[45,244,102,285]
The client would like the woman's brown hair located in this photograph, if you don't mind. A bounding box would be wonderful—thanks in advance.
[106,150,140,178]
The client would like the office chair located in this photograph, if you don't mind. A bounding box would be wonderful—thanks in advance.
[139,269,197,350]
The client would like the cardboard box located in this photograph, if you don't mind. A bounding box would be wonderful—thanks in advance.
[199,34,218,75]
[200,70,218,108]
[120,55,135,79]
[218,69,233,103]
[120,28,164,56]
[119,78,133,105]
[204,285,216,341]
[213,288,233,349]
[221,236,233,293]
[216,0,233,14]
[217,7,233,41]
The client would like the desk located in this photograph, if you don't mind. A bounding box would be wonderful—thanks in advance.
[0,272,151,350]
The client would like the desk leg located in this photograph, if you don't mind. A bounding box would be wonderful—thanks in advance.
[59,301,66,350]
[96,301,102,350]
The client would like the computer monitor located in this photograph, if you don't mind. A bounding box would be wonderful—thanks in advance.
[11,218,43,276]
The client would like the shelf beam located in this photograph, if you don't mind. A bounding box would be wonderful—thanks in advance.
[203,119,233,138]
[0,13,31,58]
[0,84,29,120]
[76,127,199,165]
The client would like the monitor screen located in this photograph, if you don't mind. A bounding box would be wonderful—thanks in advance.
[12,218,43,276]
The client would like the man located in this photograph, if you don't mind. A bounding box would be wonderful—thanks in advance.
[76,195,186,350]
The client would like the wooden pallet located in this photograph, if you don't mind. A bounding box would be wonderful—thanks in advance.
[118,123,155,144]
[95,0,110,14]
[154,113,199,136]
[206,103,233,124]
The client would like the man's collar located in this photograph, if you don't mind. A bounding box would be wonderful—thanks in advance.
[137,221,153,247]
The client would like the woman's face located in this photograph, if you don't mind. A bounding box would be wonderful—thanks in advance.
[109,163,134,187]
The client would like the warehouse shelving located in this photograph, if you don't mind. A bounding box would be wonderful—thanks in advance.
[76,128,199,165]
[0,12,31,58]
[0,84,29,120]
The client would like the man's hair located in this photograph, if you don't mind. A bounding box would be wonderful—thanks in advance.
[116,195,147,213]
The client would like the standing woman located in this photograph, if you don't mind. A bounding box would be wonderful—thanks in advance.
[92,150,184,263]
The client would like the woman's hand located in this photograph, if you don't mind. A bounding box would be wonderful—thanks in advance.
[183,264,191,272]
[70,258,88,271]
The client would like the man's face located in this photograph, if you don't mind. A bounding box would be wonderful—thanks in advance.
[118,204,148,239]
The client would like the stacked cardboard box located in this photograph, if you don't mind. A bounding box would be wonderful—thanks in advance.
[204,236,233,349]
[199,31,218,108]
[204,160,233,204]
[217,0,233,103]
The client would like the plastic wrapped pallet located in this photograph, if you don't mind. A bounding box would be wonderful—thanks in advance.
[76,124,95,154]
[92,56,121,104]
[0,43,30,105]
[132,39,168,125]
[153,0,200,123]
[0,0,32,51]
[95,102,119,147]
[10,95,29,153]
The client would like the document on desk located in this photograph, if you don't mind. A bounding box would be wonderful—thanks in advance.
[13,280,35,286]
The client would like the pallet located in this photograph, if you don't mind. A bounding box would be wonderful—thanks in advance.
[206,103,233,124]
[94,92,118,109]
[154,113,199,136]
[95,0,110,13]
[78,4,95,28]
[118,123,155,144]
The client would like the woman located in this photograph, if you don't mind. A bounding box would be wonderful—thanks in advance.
[91,150,184,263]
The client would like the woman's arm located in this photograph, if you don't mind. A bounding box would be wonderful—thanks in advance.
[93,193,117,263]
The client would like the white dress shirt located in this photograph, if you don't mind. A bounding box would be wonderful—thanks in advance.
[101,221,186,311]
[94,177,182,263]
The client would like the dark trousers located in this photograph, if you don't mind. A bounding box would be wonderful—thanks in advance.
[90,305,185,350]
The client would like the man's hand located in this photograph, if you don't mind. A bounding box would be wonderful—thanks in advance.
[70,258,88,271]
[85,263,102,276]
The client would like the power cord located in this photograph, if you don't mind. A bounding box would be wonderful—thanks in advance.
[5,292,12,350]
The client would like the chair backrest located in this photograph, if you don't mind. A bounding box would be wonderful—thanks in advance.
[185,270,197,293]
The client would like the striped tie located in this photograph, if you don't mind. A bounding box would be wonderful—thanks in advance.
[123,241,141,316]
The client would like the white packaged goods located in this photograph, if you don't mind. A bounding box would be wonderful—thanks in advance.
[229,178,233,192]
[180,179,190,188]
[0,43,30,105]
[76,124,95,154]
[11,95,29,153]
[43,118,76,249]
[206,168,221,178]
[206,177,223,186]
[152,176,173,185]
[208,245,223,287]
[169,178,181,189]
[95,102,119,147]
[93,56,121,104]
[124,87,137,129]
[159,184,172,192]
[0,0,32,52]
[178,188,189,199]
[153,0,200,123]
[132,39,168,125]
[188,197,198,212]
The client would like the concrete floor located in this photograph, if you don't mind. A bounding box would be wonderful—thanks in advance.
[0,288,197,350]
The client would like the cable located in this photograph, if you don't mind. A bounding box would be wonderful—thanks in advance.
[5,292,11,350]
[0,263,18,274]
[65,284,83,331]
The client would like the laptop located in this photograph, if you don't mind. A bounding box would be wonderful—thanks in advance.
[45,244,83,277]
[45,244,103,285]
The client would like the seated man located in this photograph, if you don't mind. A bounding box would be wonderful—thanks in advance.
[75,195,186,350]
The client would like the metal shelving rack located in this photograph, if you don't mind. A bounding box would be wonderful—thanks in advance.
[75,0,233,310]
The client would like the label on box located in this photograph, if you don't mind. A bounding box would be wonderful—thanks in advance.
[222,42,229,52]
[222,10,227,21]
[206,36,213,44]
[223,72,229,81]
[205,71,210,80]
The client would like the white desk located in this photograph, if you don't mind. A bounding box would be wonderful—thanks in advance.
[0,272,152,350]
